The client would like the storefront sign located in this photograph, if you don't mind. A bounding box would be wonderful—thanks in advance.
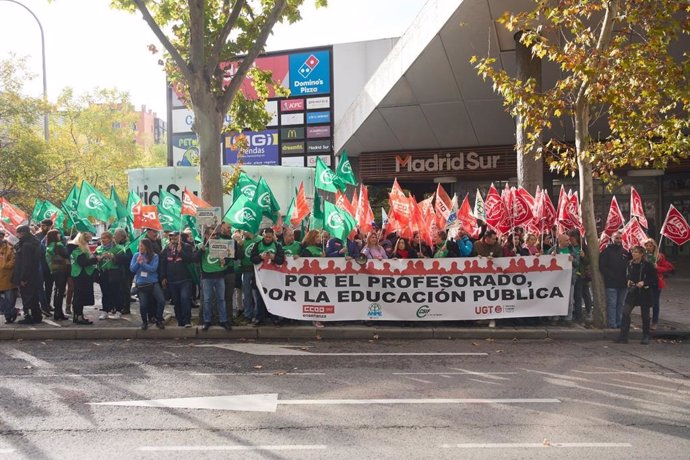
[306,140,331,153]
[224,130,279,165]
[281,127,305,140]
[281,142,305,154]
[307,155,331,167]
[289,50,331,95]
[281,156,305,167]
[306,96,330,110]
[307,125,330,138]
[281,113,305,126]
[254,256,572,321]
[306,111,331,124]
[281,99,305,112]
[396,152,499,173]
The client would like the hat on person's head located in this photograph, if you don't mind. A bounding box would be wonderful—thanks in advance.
[168,231,180,236]
[145,227,158,232]
[262,227,274,234]
[16,225,30,235]
[41,218,53,226]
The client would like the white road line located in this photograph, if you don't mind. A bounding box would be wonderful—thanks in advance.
[402,376,434,384]
[450,368,515,380]
[278,398,561,406]
[42,319,59,327]
[468,378,502,385]
[190,372,326,376]
[0,449,16,454]
[0,373,123,379]
[137,445,328,452]
[394,372,498,376]
[439,375,453,379]
[196,344,487,356]
[441,442,632,449]
[3,349,54,369]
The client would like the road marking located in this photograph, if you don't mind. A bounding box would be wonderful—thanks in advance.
[394,372,504,376]
[196,344,487,356]
[0,449,16,454]
[441,442,632,449]
[402,377,434,384]
[90,394,560,413]
[3,349,54,369]
[190,372,326,376]
[42,319,59,327]
[0,373,123,379]
[450,368,514,380]
[137,445,327,452]
[468,378,502,385]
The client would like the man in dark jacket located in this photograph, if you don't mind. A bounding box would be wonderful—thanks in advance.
[160,231,195,327]
[599,231,631,328]
[11,226,43,324]
[616,245,657,345]
[250,228,285,326]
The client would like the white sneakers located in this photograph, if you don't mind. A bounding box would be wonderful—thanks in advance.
[99,313,107,320]
[99,311,123,320]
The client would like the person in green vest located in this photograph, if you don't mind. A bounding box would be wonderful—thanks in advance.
[45,229,70,321]
[250,227,285,326]
[281,228,302,258]
[300,230,325,257]
[240,231,262,322]
[197,227,233,332]
[69,232,98,325]
[95,231,125,320]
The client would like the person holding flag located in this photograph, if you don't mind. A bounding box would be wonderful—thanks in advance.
[112,229,135,315]
[643,238,674,331]
[69,232,99,325]
[250,228,285,327]
[197,226,233,332]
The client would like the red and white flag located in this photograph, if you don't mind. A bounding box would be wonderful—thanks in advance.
[558,191,583,234]
[621,218,648,250]
[417,196,436,247]
[290,182,310,227]
[603,196,625,236]
[133,205,163,231]
[660,204,690,246]
[630,187,648,229]
[335,190,355,218]
[458,194,480,238]
[434,184,453,230]
[388,179,411,233]
[0,197,28,227]
[599,231,611,252]
[513,187,535,227]
[355,185,374,235]
[484,183,511,235]
[181,188,211,216]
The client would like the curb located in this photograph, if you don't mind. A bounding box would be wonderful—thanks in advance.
[0,326,688,341]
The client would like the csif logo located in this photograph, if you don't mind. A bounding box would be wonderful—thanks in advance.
[241,184,257,199]
[234,207,257,225]
[259,192,271,207]
[326,211,344,230]
[416,305,431,318]
[340,161,352,175]
[162,196,176,211]
[85,194,104,210]
[319,169,334,185]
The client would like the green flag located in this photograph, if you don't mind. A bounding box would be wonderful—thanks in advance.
[38,201,65,229]
[314,157,345,193]
[128,232,144,255]
[126,192,142,221]
[222,193,262,233]
[236,172,258,201]
[64,185,79,213]
[309,192,324,230]
[77,181,115,223]
[324,200,356,241]
[181,214,202,243]
[157,190,182,231]
[30,199,45,224]
[335,151,357,186]
[111,186,128,220]
[254,177,280,219]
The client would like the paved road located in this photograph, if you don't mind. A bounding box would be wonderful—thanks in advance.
[0,339,688,459]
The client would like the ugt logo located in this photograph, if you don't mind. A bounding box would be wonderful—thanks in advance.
[298,54,320,79]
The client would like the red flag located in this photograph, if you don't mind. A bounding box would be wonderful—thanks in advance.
[558,192,583,234]
[621,218,647,250]
[417,196,435,247]
[540,189,557,229]
[336,190,355,218]
[181,188,211,216]
[133,205,163,231]
[355,185,374,235]
[603,196,625,235]
[434,184,452,229]
[388,179,411,231]
[513,187,535,227]
[630,187,648,229]
[457,194,480,238]
[599,231,611,252]
[290,182,310,226]
[660,204,690,246]
[351,189,359,216]
[0,197,28,227]
[555,185,567,233]
[484,184,511,235]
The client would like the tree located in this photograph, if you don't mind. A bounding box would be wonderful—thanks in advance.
[0,55,53,209]
[48,87,146,201]
[473,0,690,327]
[112,0,326,208]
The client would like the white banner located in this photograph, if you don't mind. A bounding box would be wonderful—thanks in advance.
[254,255,572,321]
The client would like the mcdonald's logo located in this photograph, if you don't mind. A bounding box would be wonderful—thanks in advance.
[281,127,304,140]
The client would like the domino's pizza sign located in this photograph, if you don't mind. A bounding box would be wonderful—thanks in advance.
[289,50,331,96]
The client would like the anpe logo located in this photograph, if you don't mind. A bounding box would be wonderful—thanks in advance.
[302,305,335,314]
[368,303,383,318]
[416,305,431,318]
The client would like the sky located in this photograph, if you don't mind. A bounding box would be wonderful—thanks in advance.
[0,0,428,117]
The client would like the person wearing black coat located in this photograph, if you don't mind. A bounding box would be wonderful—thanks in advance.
[599,231,631,328]
[11,226,44,324]
[616,245,657,345]
[160,232,195,327]
[249,228,285,326]
[113,229,134,315]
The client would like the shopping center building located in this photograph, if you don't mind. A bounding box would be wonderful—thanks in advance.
[167,0,690,255]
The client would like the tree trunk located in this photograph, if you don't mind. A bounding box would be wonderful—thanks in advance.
[194,98,224,208]
[515,32,544,192]
[575,100,607,328]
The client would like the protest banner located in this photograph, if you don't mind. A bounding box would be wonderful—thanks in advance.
[254,255,572,321]
[196,207,222,228]
[207,238,234,259]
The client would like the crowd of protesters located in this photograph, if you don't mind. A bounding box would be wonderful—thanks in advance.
[0,217,674,343]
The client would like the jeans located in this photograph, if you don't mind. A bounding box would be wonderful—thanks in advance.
[169,279,193,326]
[242,271,256,319]
[0,289,17,318]
[651,287,661,324]
[606,288,627,328]
[138,283,165,325]
[201,277,227,324]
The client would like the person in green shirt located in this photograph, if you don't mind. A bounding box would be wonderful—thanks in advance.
[240,231,262,322]
[69,232,98,325]
[94,231,125,320]
[281,228,302,258]
[300,230,325,257]
[249,227,285,326]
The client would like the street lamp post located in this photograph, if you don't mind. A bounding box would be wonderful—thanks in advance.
[1,0,49,141]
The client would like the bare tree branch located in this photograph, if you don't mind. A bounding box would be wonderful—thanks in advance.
[206,0,247,75]
[219,0,287,113]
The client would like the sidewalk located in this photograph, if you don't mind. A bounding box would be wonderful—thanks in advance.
[3,265,689,341]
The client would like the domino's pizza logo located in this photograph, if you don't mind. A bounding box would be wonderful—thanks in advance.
[298,55,320,79]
